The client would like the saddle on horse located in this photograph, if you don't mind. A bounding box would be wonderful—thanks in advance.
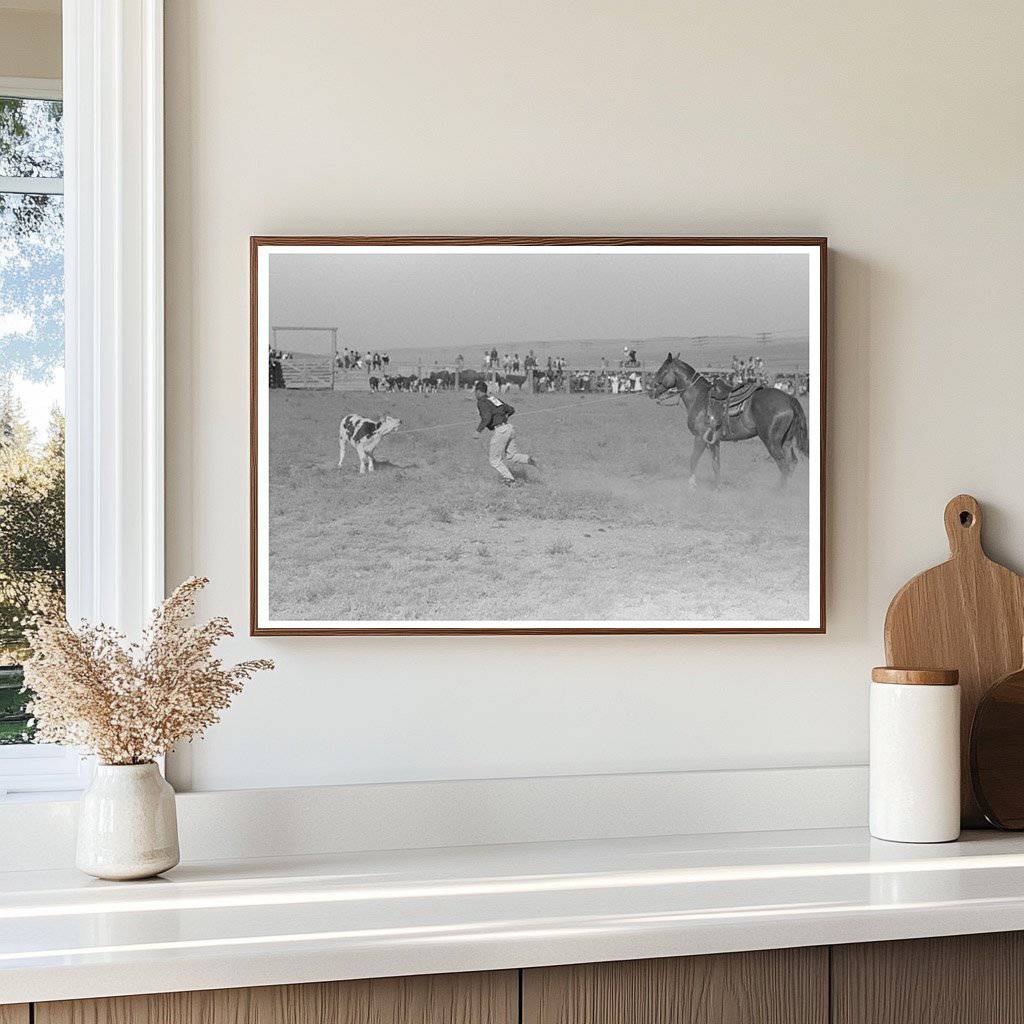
[706,380,762,442]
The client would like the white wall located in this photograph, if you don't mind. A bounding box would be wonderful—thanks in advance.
[0,3,61,80]
[164,0,1024,792]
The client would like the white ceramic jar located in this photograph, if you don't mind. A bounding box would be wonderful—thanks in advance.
[870,667,960,843]
[76,762,180,880]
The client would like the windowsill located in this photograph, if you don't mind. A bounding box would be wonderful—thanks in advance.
[3,826,1024,1004]
[0,788,85,803]
[0,743,93,801]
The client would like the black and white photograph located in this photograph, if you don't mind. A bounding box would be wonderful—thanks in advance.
[251,238,825,634]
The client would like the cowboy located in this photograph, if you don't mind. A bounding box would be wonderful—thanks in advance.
[474,380,536,487]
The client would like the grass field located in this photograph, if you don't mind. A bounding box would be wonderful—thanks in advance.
[267,388,811,623]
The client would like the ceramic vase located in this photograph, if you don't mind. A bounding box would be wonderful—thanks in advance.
[76,762,180,880]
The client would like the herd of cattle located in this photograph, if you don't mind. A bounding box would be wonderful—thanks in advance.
[365,368,650,395]
[365,367,811,397]
[369,369,533,394]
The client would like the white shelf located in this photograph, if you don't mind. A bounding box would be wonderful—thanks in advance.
[4,826,1024,1004]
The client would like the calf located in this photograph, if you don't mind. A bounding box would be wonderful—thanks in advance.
[339,413,401,473]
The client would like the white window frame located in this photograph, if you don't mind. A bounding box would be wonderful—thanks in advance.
[0,76,61,101]
[0,1,164,800]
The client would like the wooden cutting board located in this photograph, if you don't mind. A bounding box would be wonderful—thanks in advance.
[884,494,1024,827]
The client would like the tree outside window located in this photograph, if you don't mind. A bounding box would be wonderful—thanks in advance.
[0,92,65,745]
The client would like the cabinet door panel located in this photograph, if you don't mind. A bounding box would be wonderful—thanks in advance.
[36,970,517,1024]
[523,948,827,1024]
[0,1007,29,1024]
[833,932,1024,1024]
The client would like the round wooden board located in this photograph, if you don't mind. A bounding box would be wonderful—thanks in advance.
[971,665,1024,829]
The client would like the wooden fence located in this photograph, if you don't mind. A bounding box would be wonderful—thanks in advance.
[274,359,809,396]
[275,360,655,394]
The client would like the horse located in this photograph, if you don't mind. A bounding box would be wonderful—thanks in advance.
[650,354,809,487]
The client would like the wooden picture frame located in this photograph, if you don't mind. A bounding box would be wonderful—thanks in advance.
[250,236,827,635]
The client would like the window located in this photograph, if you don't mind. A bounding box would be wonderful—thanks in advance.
[0,77,86,799]
[0,6,166,800]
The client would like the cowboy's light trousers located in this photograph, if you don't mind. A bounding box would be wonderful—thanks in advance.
[488,422,529,481]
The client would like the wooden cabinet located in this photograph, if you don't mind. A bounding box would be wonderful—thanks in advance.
[34,971,517,1024]
[522,948,828,1024]
[833,932,1024,1024]
[17,932,1024,1024]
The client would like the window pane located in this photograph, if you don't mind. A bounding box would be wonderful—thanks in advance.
[0,665,30,743]
[0,97,63,179]
[0,187,65,745]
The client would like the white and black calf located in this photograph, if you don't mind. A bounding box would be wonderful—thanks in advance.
[338,413,401,473]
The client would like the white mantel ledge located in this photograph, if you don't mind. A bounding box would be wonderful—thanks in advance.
[4,827,1024,1004]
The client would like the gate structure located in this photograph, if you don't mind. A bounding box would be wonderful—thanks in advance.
[271,326,338,389]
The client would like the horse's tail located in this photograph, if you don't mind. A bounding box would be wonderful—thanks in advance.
[787,398,809,459]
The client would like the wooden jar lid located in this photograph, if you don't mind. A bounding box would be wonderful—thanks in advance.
[871,667,960,686]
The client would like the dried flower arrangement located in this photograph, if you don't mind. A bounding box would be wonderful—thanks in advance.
[23,577,273,765]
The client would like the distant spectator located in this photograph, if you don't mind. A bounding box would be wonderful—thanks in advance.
[269,351,285,388]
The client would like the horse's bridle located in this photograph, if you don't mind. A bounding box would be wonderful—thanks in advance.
[652,367,709,401]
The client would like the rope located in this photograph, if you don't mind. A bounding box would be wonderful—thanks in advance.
[397,393,637,435]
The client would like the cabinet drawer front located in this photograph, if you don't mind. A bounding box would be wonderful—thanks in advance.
[833,933,1024,1024]
[524,949,827,1024]
[35,971,517,1024]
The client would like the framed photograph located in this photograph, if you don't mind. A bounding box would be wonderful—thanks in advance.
[250,236,826,635]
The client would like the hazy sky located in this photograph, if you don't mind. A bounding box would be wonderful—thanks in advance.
[269,250,810,352]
